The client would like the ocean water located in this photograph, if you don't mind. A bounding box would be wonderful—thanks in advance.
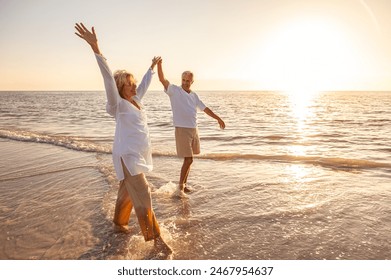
[0,90,390,260]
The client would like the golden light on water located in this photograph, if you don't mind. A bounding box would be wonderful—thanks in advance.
[287,145,307,156]
[287,164,310,184]
[286,89,318,132]
[285,89,319,180]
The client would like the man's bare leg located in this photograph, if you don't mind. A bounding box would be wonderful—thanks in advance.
[179,157,193,192]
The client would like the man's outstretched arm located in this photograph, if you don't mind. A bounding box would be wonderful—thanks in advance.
[204,107,226,129]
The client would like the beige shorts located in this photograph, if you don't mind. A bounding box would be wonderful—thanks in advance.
[175,127,200,157]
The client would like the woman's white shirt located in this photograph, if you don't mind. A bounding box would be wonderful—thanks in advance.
[95,53,153,181]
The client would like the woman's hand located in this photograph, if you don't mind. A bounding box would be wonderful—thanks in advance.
[150,56,162,71]
[75,23,100,54]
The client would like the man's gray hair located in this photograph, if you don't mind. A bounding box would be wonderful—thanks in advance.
[182,71,194,80]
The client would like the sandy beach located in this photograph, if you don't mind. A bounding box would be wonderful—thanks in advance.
[0,139,111,259]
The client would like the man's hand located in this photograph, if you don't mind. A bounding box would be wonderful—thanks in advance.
[150,56,162,71]
[218,119,226,129]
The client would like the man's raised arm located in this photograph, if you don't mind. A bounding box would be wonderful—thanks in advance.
[157,59,170,91]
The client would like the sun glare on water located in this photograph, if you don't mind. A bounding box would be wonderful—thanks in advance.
[284,89,319,161]
[286,89,318,128]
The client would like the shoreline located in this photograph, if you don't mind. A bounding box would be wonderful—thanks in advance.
[0,139,112,259]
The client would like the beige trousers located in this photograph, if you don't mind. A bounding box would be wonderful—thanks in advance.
[113,161,160,241]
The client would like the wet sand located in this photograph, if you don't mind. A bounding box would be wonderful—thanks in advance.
[0,139,110,259]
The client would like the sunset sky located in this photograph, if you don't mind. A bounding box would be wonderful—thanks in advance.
[1,0,391,91]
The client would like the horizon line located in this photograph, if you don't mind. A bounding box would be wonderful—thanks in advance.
[1,89,391,93]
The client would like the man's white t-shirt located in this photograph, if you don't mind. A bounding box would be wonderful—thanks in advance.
[165,84,206,128]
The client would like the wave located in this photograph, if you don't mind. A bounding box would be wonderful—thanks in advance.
[0,129,112,154]
[2,129,390,171]
[201,135,250,141]
[198,153,391,170]
[263,135,290,140]
[202,135,294,141]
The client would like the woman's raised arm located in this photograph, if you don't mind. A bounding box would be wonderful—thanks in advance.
[136,56,161,101]
[75,23,119,110]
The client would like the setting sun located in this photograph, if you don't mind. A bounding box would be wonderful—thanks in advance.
[254,17,360,91]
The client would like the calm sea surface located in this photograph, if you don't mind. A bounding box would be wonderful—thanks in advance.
[0,90,390,259]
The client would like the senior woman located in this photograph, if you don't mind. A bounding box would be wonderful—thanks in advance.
[75,23,171,256]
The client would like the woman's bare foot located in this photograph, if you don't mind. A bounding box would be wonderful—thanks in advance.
[113,223,131,233]
[153,236,173,257]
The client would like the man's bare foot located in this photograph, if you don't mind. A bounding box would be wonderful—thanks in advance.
[179,183,192,193]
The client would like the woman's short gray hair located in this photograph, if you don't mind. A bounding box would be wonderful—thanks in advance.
[113,70,136,99]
